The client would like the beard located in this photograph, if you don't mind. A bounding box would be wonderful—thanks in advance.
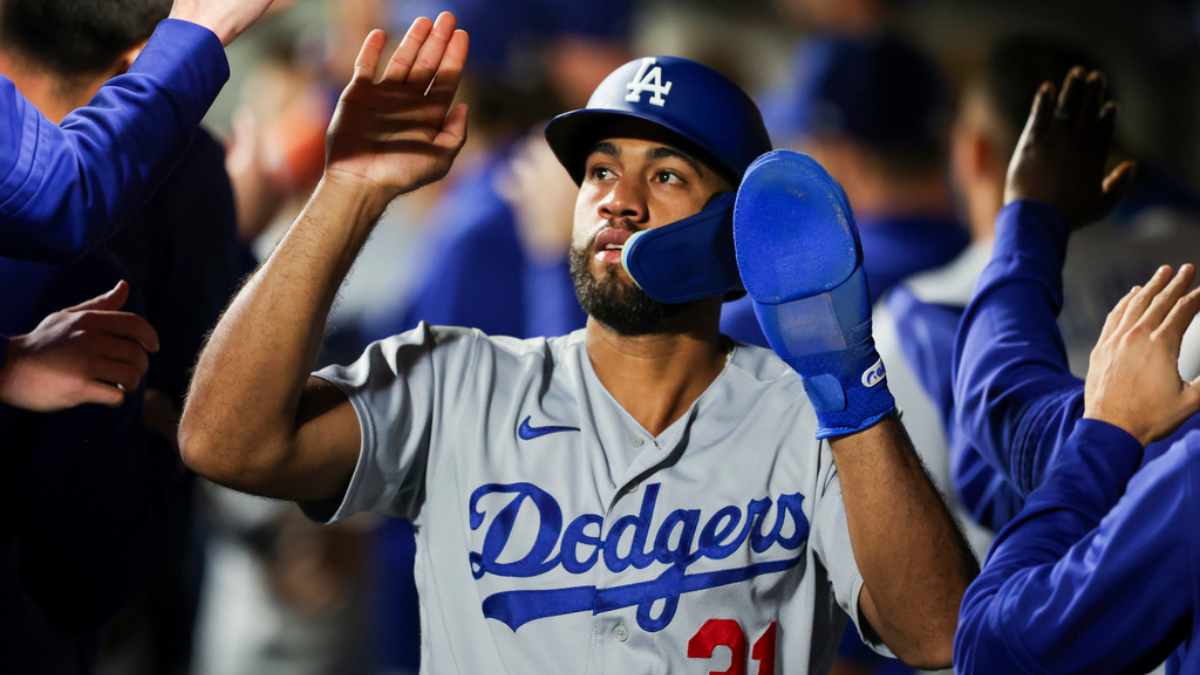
[569,241,689,335]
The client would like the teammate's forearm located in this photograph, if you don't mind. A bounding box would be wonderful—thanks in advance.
[180,175,386,486]
[830,416,978,668]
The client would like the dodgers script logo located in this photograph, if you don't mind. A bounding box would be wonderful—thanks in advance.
[625,57,673,107]
[468,482,810,633]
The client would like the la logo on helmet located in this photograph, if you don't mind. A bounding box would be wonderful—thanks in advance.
[625,57,673,107]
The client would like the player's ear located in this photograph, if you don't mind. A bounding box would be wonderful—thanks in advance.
[112,42,147,78]
[950,119,991,186]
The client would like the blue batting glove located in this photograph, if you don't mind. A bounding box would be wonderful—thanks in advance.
[733,150,895,438]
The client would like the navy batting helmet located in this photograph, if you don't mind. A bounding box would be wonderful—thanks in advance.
[545,56,772,184]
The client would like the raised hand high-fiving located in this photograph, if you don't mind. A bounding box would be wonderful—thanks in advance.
[1004,67,1136,229]
[325,12,470,205]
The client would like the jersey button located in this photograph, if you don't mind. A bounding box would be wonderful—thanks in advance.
[633,437,645,447]
[613,623,629,642]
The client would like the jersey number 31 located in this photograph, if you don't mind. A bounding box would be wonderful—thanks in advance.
[687,619,777,675]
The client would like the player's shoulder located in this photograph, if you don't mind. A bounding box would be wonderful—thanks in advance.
[415,323,583,371]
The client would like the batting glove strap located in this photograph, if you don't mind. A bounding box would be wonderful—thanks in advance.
[790,336,896,439]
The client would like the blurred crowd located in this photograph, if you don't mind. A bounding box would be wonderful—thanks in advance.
[2,0,1200,674]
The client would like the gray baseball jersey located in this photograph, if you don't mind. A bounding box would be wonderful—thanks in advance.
[307,323,888,674]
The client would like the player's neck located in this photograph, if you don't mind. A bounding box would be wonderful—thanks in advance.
[584,309,730,437]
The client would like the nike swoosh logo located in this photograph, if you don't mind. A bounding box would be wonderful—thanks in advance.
[517,416,580,440]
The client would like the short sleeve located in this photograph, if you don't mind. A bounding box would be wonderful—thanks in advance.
[809,442,895,657]
[303,323,482,522]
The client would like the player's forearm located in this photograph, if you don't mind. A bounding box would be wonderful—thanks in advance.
[830,416,979,668]
[180,175,387,483]
[953,203,1085,494]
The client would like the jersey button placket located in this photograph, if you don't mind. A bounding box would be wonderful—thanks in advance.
[613,622,629,642]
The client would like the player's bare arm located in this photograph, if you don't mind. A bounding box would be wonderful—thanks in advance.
[168,0,281,46]
[180,13,469,500]
[829,419,978,668]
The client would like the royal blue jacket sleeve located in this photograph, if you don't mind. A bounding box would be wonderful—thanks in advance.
[0,19,229,262]
[955,421,1199,674]
[952,201,1084,495]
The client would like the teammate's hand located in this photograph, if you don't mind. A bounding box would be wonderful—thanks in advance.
[496,133,577,263]
[1084,264,1200,445]
[1004,67,1136,229]
[0,281,160,412]
[324,13,469,204]
[168,0,281,46]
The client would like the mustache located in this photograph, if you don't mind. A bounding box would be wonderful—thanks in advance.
[586,219,642,250]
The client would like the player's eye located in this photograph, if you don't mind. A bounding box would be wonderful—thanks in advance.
[589,165,616,182]
[652,170,684,186]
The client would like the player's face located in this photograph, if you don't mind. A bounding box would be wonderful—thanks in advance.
[568,136,730,334]
[571,137,729,260]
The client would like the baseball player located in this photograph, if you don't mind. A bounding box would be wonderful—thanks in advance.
[181,12,976,673]
[950,66,1200,674]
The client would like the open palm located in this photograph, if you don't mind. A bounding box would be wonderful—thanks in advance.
[325,12,469,201]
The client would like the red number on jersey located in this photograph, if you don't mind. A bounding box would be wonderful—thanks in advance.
[687,619,778,675]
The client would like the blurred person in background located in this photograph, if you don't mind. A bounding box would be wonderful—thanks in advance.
[720,34,968,348]
[0,0,262,672]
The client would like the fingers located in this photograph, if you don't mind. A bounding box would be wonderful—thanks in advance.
[88,333,151,373]
[1079,70,1107,130]
[1159,274,1200,340]
[77,311,160,353]
[406,11,457,90]
[69,280,129,312]
[77,380,125,408]
[352,29,389,84]
[427,28,468,96]
[1119,265,1174,332]
[1025,82,1056,139]
[434,102,469,151]
[1055,67,1087,119]
[1100,285,1140,342]
[91,358,144,393]
[381,16,434,82]
[1142,264,1196,330]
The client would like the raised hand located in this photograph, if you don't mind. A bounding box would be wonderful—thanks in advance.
[1084,264,1200,445]
[324,13,470,204]
[1004,67,1136,229]
[169,0,282,46]
[0,281,160,412]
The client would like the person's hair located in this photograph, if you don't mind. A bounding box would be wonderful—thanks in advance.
[975,34,1105,156]
[0,0,171,77]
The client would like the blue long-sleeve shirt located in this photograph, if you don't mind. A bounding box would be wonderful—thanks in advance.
[955,419,1200,674]
[952,201,1200,499]
[0,18,228,262]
